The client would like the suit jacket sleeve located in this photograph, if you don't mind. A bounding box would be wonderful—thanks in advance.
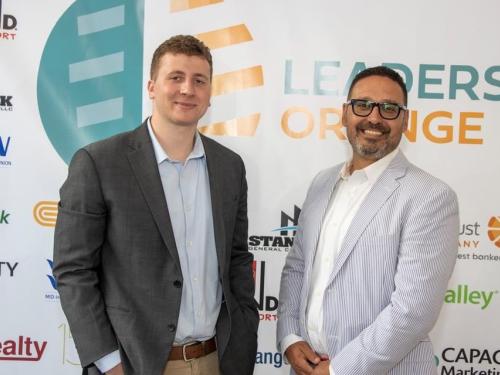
[229,161,259,329]
[331,184,459,374]
[53,148,118,368]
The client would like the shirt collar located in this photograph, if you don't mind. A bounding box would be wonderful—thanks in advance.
[340,147,400,183]
[147,117,205,164]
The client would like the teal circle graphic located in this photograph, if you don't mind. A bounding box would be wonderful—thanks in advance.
[37,0,144,164]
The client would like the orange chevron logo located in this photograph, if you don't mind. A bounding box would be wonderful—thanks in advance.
[488,216,500,248]
[170,0,263,137]
[34,201,58,227]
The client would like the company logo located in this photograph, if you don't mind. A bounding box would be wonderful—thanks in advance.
[0,135,11,159]
[274,205,300,235]
[249,206,300,253]
[37,1,144,164]
[33,201,58,227]
[0,209,10,224]
[46,259,57,290]
[45,259,59,301]
[0,261,18,277]
[253,261,278,321]
[0,0,17,40]
[0,336,47,361]
[0,135,12,167]
[255,351,283,369]
[488,216,500,248]
[444,284,498,310]
[439,347,500,374]
[281,61,493,145]
[0,95,13,111]
[457,217,500,262]
[167,0,263,137]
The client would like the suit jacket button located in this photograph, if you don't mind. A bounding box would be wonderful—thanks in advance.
[173,280,182,288]
[168,324,176,332]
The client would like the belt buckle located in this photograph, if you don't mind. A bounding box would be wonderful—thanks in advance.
[182,341,198,362]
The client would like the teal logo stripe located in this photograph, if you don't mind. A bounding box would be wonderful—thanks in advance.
[37,0,144,164]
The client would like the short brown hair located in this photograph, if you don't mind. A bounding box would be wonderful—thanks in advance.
[149,35,213,80]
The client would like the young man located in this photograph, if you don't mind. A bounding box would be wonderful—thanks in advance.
[54,35,258,375]
[277,66,459,375]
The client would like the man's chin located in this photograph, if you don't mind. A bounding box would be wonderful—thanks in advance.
[355,143,388,161]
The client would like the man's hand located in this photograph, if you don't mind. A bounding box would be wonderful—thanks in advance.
[311,359,330,375]
[106,363,124,375]
[285,341,321,375]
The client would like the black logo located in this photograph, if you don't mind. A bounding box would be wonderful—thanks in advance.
[0,0,18,40]
[0,261,18,277]
[279,205,300,236]
[0,96,13,111]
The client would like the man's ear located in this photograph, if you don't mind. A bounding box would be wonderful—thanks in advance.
[147,80,155,99]
[342,103,348,127]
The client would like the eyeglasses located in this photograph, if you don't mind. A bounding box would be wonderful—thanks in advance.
[346,99,407,120]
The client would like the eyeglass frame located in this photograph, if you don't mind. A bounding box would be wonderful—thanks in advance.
[345,99,407,120]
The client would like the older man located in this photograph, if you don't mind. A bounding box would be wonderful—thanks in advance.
[277,66,459,375]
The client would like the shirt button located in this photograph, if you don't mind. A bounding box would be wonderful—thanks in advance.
[193,277,198,282]
[173,280,182,288]
[168,324,176,332]
[187,241,192,248]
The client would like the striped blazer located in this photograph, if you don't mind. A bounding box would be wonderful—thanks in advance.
[277,151,459,374]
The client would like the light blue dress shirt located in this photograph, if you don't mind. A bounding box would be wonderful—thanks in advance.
[148,120,221,344]
[94,120,221,372]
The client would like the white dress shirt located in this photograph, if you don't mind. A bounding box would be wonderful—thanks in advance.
[281,148,399,374]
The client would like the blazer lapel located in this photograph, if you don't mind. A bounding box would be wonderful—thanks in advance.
[126,122,181,268]
[201,135,226,275]
[304,168,342,268]
[329,151,409,283]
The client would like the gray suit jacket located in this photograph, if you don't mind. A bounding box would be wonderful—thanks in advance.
[277,151,459,374]
[53,121,258,375]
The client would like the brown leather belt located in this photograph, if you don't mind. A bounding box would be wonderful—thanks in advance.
[168,337,217,362]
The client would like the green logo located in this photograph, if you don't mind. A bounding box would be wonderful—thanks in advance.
[37,0,144,164]
[444,284,498,309]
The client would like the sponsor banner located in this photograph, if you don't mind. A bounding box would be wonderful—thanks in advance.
[0,0,18,40]
[438,347,500,375]
[458,217,500,262]
[0,135,12,166]
[0,336,47,361]
[2,1,500,374]
[0,261,18,277]
[0,95,13,111]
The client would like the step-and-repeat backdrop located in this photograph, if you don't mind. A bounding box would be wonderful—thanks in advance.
[1,1,499,374]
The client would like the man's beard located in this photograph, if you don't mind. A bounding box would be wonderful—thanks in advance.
[348,123,400,161]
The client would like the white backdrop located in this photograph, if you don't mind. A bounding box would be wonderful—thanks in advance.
[1,0,499,374]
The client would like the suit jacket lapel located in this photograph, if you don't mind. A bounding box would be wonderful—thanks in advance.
[329,151,409,283]
[126,121,181,268]
[201,135,226,275]
[305,168,342,269]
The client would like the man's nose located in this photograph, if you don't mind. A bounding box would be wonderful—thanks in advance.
[367,104,383,123]
[180,80,194,95]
